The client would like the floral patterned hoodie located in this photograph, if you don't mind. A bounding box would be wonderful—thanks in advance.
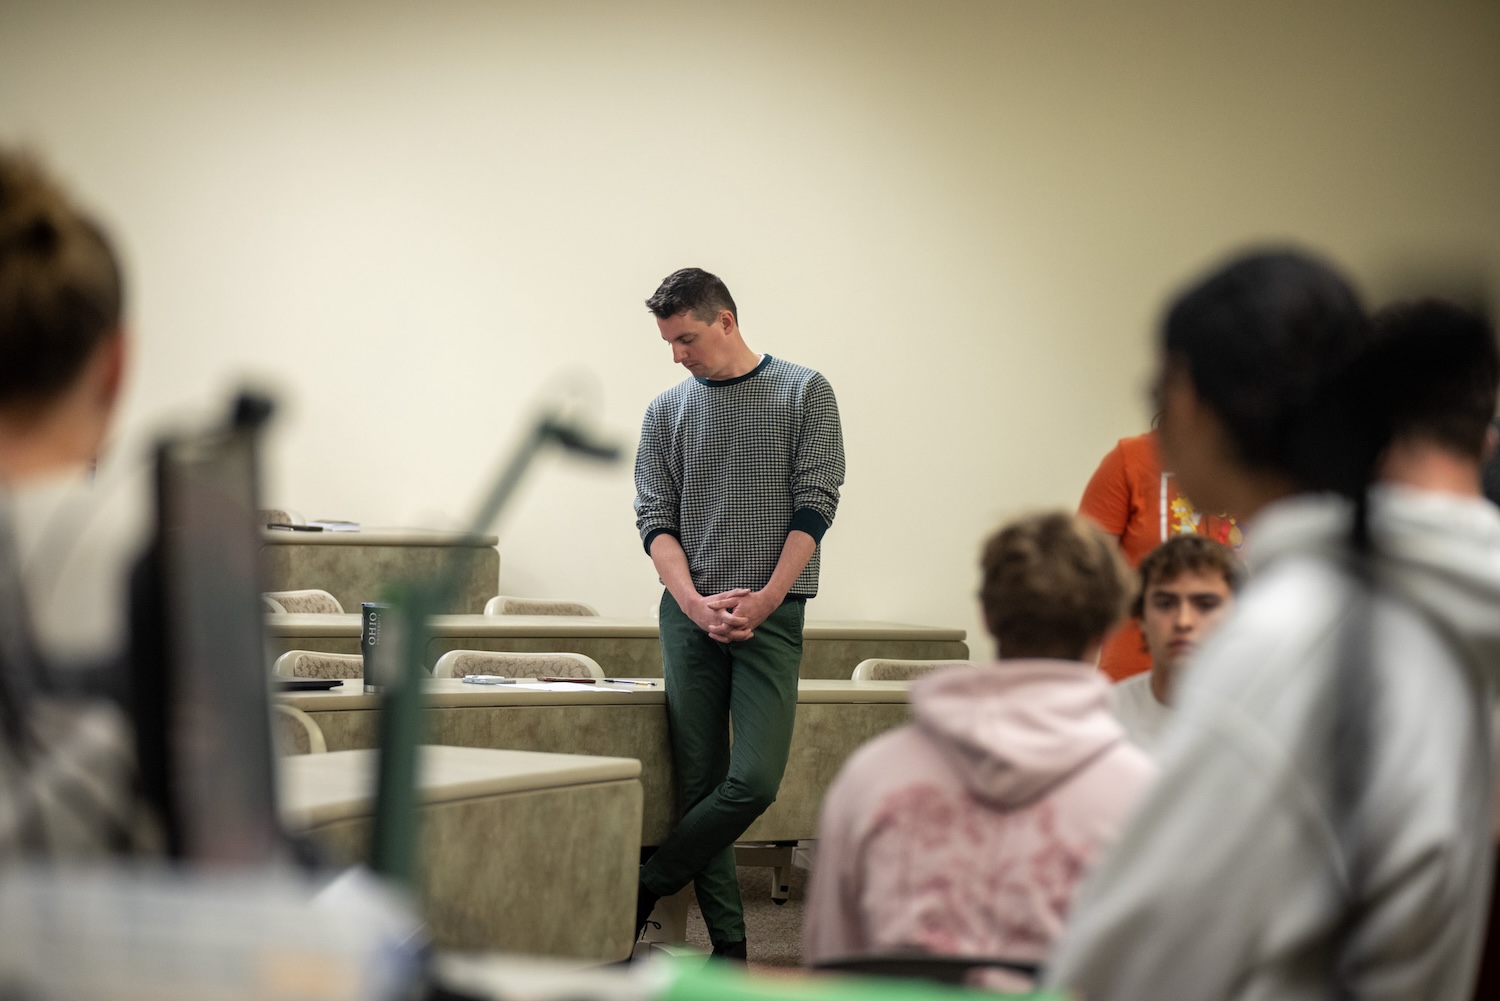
[802,661,1156,990]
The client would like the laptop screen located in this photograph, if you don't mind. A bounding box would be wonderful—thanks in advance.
[148,420,283,865]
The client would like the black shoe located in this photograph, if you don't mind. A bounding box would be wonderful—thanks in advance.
[634,880,661,941]
[710,940,748,963]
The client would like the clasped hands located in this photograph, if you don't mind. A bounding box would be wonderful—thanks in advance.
[691,587,780,643]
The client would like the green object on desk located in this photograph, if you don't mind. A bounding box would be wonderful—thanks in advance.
[368,581,436,887]
[660,958,1066,1001]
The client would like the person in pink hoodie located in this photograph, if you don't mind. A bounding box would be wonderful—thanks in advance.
[803,511,1158,990]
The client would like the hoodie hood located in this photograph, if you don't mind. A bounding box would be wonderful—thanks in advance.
[1247,485,1500,683]
[909,662,1127,809]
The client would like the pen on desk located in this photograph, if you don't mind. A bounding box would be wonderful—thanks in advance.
[538,676,597,684]
[603,678,657,687]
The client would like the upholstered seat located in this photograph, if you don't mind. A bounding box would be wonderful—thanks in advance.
[431,649,604,680]
[262,588,344,614]
[273,649,364,679]
[259,508,296,527]
[483,595,600,617]
[851,658,973,681]
[274,704,327,755]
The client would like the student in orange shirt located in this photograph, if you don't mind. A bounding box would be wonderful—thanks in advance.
[1078,428,1240,680]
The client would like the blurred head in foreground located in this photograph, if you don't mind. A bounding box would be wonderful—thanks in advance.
[1154,249,1374,520]
[980,511,1134,661]
[0,149,125,482]
[1368,298,1498,495]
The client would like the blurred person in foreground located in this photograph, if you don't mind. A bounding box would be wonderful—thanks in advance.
[1112,534,1244,754]
[1047,252,1500,1000]
[803,511,1156,992]
[0,149,154,859]
[1364,297,1500,1001]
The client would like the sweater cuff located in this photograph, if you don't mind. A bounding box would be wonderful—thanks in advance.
[642,527,679,556]
[789,508,829,543]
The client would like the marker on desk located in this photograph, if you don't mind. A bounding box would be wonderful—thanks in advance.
[603,679,657,687]
[538,676,597,684]
[462,675,518,685]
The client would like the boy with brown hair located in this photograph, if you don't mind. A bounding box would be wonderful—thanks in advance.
[804,512,1155,991]
[1112,534,1244,752]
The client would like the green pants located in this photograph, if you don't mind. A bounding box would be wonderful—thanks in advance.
[640,589,805,946]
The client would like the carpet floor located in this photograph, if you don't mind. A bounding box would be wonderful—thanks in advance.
[681,863,808,969]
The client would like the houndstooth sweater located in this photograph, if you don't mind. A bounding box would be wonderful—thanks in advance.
[634,355,845,599]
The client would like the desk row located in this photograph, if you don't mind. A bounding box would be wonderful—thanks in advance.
[267,613,968,679]
[279,678,911,848]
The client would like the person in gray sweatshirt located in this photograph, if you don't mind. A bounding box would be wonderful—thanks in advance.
[1047,254,1500,1000]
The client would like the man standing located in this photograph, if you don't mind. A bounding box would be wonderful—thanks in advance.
[1112,535,1243,753]
[633,267,845,960]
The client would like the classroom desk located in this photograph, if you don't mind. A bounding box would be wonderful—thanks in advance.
[280,679,912,845]
[261,528,500,614]
[280,744,641,961]
[267,613,968,679]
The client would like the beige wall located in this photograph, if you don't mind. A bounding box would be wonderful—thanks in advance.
[3,1,1497,651]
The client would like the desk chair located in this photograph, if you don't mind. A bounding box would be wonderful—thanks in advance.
[812,953,1041,987]
[262,589,344,614]
[851,658,972,682]
[259,507,299,527]
[733,841,809,905]
[430,650,604,680]
[483,595,600,617]
[274,650,364,679]
[273,705,327,755]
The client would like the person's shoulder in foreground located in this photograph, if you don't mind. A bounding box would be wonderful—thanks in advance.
[1055,489,1500,1001]
[804,512,1155,993]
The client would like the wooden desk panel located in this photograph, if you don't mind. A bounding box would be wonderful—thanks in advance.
[281,746,641,961]
[285,679,911,845]
[304,704,677,842]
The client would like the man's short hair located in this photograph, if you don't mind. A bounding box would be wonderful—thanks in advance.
[1366,298,1498,461]
[980,511,1133,661]
[1163,249,1375,497]
[1129,535,1246,618]
[0,150,123,411]
[645,267,738,324]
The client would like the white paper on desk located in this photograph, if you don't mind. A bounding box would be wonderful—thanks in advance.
[509,682,637,693]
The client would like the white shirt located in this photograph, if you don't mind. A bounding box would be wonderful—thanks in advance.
[1111,672,1171,754]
